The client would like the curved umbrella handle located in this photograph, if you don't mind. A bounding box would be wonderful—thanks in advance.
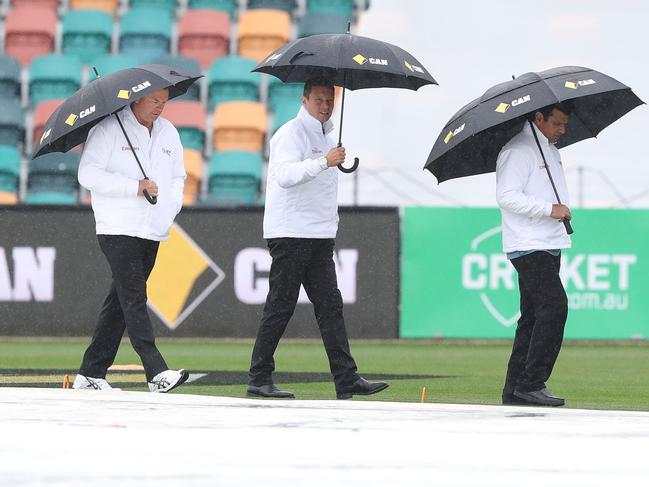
[337,157,359,173]
[143,189,157,205]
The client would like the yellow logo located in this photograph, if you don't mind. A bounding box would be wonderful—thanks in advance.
[117,89,131,99]
[65,114,78,126]
[353,54,368,65]
[565,81,578,89]
[443,123,465,144]
[495,102,510,113]
[444,131,453,144]
[39,128,51,145]
[565,79,596,89]
[147,224,225,330]
[405,61,413,72]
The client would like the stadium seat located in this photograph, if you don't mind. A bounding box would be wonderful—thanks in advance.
[62,9,113,64]
[247,0,297,16]
[206,151,262,205]
[162,101,207,151]
[306,0,354,22]
[29,55,83,107]
[212,101,267,152]
[178,9,230,69]
[0,145,21,195]
[33,100,64,148]
[0,100,25,147]
[27,152,80,205]
[12,0,60,10]
[119,8,172,64]
[0,54,22,101]
[0,191,19,204]
[298,11,347,37]
[237,9,291,62]
[69,0,119,15]
[188,0,237,18]
[267,76,303,112]
[4,6,57,66]
[183,148,203,205]
[153,55,202,101]
[91,54,139,77]
[128,0,178,17]
[271,100,301,133]
[207,56,260,110]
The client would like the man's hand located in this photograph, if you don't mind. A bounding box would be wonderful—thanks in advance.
[550,204,571,221]
[138,179,158,197]
[325,146,346,167]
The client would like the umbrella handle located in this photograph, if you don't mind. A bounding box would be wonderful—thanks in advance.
[143,188,157,205]
[337,157,359,173]
[563,219,573,235]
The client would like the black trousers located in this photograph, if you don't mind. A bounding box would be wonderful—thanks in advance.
[79,235,167,382]
[249,238,360,392]
[504,251,568,394]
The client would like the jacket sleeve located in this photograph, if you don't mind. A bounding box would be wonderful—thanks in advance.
[270,127,326,188]
[496,147,553,218]
[78,123,140,197]
[171,133,186,214]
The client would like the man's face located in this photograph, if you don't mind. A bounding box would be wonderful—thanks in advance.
[302,85,335,123]
[535,108,569,145]
[133,89,169,125]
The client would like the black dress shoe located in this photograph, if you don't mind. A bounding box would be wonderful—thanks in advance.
[513,387,564,407]
[336,377,389,400]
[502,391,529,405]
[247,384,295,398]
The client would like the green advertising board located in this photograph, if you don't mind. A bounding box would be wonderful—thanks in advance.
[401,208,649,339]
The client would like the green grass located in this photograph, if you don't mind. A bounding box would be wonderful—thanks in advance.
[1,339,649,411]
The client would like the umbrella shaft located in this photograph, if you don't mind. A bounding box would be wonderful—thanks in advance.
[115,112,148,180]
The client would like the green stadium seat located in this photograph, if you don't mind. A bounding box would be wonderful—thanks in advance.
[4,6,57,66]
[267,76,304,112]
[306,0,354,22]
[247,0,297,16]
[206,151,262,205]
[153,55,202,101]
[271,100,300,133]
[91,54,139,77]
[178,9,230,69]
[162,101,206,151]
[207,56,260,110]
[0,145,21,193]
[27,152,80,205]
[29,54,83,106]
[188,0,237,18]
[298,11,347,37]
[0,100,25,147]
[62,9,113,64]
[0,55,22,101]
[128,0,178,17]
[119,8,172,64]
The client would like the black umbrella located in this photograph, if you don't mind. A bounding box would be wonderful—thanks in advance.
[33,64,202,204]
[254,26,437,173]
[426,66,644,234]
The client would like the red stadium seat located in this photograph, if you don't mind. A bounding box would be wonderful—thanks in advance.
[162,100,207,152]
[4,6,58,65]
[178,10,230,69]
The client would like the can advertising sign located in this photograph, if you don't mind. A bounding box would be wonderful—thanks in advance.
[0,207,399,339]
[401,208,649,339]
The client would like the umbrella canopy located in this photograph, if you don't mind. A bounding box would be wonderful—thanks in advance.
[33,64,202,158]
[426,66,644,183]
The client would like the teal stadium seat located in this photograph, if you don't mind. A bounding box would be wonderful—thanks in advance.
[0,145,21,193]
[188,0,237,19]
[272,101,300,133]
[267,76,303,112]
[0,55,22,100]
[306,0,354,22]
[62,10,113,64]
[207,56,260,110]
[247,0,297,16]
[153,55,202,101]
[27,152,80,205]
[29,54,82,106]
[0,100,25,147]
[298,12,347,37]
[206,151,262,205]
[129,0,178,17]
[91,54,139,77]
[119,9,172,64]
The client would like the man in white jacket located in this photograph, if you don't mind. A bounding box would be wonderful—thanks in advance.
[247,78,389,399]
[496,102,573,407]
[73,88,189,393]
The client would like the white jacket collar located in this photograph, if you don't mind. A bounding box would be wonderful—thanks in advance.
[523,120,552,147]
[121,104,161,133]
[297,106,334,135]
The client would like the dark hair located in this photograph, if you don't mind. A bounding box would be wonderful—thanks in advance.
[303,77,334,98]
[532,101,574,121]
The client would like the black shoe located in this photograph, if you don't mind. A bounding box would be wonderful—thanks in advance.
[513,387,564,407]
[247,384,295,398]
[502,391,529,405]
[336,377,389,400]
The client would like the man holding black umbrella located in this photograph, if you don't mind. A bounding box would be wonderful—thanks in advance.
[247,77,389,400]
[73,88,189,393]
[497,102,573,407]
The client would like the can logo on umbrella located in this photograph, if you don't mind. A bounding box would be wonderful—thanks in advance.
[565,79,597,90]
[444,123,465,144]
[495,95,531,113]
[404,61,424,74]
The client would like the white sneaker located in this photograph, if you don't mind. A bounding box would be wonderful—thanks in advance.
[148,369,189,393]
[72,374,118,390]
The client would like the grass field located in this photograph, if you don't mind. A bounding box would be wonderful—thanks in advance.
[1,338,649,411]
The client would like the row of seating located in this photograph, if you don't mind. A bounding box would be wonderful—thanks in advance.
[0,145,263,206]
[4,5,353,66]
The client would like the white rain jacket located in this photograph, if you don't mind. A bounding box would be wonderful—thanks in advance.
[263,106,339,239]
[496,122,572,252]
[78,105,185,241]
